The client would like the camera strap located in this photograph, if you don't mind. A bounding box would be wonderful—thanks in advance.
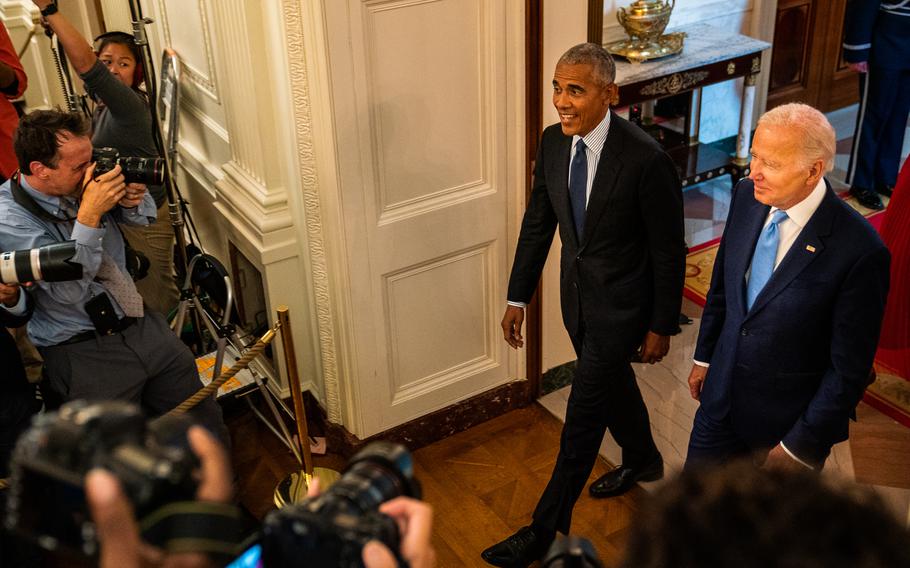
[139,501,251,562]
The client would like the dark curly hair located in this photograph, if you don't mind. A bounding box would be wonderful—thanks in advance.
[622,461,910,568]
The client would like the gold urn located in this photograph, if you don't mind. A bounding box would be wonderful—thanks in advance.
[608,0,685,63]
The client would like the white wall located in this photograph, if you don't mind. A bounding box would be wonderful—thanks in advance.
[604,0,758,143]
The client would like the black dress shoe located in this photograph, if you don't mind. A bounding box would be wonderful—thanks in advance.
[481,526,552,567]
[588,455,664,498]
[875,183,894,198]
[851,186,884,210]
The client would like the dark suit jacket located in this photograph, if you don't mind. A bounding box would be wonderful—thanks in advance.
[695,179,890,466]
[1,290,35,478]
[508,113,685,355]
[1,289,33,388]
[843,0,910,71]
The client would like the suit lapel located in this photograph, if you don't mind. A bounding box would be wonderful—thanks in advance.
[745,184,837,319]
[580,112,624,249]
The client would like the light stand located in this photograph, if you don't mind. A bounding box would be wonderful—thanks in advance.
[125,3,209,348]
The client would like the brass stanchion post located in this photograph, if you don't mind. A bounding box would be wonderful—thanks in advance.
[273,306,339,507]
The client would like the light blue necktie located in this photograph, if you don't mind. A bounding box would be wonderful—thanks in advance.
[569,139,588,240]
[746,209,788,310]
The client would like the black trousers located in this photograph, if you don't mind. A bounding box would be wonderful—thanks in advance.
[38,310,230,446]
[532,325,658,534]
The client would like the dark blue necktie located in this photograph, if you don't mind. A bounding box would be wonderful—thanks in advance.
[746,209,789,309]
[569,139,588,240]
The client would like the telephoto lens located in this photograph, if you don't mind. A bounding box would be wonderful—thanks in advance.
[0,241,82,284]
[261,441,421,568]
[92,147,165,186]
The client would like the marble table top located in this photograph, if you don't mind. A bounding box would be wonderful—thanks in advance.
[611,23,772,86]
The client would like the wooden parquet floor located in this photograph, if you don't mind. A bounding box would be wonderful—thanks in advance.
[228,401,646,567]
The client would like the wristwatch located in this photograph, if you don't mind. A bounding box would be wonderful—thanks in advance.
[40,3,59,17]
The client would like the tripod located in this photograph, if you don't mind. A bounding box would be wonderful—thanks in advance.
[123,3,324,463]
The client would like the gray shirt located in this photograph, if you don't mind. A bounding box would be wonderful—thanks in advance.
[82,59,165,207]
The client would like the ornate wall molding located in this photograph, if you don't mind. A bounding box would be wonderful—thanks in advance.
[156,0,220,102]
[280,0,342,423]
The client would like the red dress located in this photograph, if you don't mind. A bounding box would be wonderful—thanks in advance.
[877,157,910,380]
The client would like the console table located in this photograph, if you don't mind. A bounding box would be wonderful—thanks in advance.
[611,24,771,188]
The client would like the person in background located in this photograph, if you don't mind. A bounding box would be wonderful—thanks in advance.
[843,0,910,210]
[0,21,27,182]
[876,156,910,380]
[483,43,685,567]
[685,103,890,471]
[32,0,180,317]
[0,283,41,568]
[621,461,910,568]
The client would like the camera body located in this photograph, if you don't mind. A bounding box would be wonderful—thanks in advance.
[92,146,165,186]
[262,507,402,567]
[5,400,198,557]
[261,441,421,568]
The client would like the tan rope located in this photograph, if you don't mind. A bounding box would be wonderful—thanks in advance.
[166,324,280,416]
[0,478,8,490]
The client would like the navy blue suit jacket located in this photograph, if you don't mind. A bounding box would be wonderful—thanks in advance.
[694,179,890,466]
[843,0,910,71]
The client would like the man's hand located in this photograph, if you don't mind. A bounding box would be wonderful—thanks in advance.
[0,283,21,307]
[362,497,436,568]
[763,444,807,473]
[501,305,525,349]
[77,163,126,227]
[847,61,868,74]
[687,364,708,401]
[85,426,234,568]
[119,183,148,209]
[638,331,669,364]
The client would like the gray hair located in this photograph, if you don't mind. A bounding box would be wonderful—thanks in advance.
[557,43,616,87]
[757,103,836,173]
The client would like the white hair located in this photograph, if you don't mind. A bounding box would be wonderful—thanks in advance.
[757,103,836,173]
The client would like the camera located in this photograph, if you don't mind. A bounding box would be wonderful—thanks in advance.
[542,536,604,568]
[92,146,165,186]
[260,441,421,568]
[124,241,150,281]
[5,400,198,557]
[0,241,82,284]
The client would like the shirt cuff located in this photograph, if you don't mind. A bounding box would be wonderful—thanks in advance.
[693,359,709,367]
[0,287,27,315]
[507,301,527,309]
[71,221,106,249]
[779,442,814,469]
[120,194,156,225]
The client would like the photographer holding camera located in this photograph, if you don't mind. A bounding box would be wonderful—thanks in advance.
[81,434,436,568]
[33,0,179,316]
[0,109,227,444]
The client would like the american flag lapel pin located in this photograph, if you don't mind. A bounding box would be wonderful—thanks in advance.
[806,245,816,253]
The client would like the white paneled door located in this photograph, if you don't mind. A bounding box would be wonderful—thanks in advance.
[323,0,525,436]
